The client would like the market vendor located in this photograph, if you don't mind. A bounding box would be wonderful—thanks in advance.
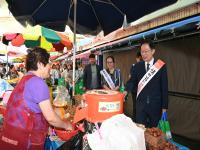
[0,47,73,150]
[101,56,123,91]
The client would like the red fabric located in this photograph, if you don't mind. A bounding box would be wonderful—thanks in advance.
[57,32,73,50]
[4,33,17,40]
[52,43,65,51]
[11,34,25,47]
[0,75,49,150]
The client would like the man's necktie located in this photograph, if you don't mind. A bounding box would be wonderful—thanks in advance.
[146,63,150,72]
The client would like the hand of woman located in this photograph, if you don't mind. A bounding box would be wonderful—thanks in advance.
[64,120,73,131]
[103,85,110,90]
[114,86,119,91]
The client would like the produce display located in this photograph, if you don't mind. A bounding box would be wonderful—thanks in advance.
[145,127,165,148]
[53,105,78,141]
[63,105,76,122]
[74,94,83,106]
[145,127,177,150]
[6,78,19,84]
[146,127,163,137]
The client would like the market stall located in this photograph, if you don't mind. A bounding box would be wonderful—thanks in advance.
[0,84,190,150]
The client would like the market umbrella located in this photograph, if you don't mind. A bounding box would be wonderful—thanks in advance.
[49,51,62,60]
[0,43,7,56]
[2,25,73,52]
[0,41,27,65]
[5,0,177,95]
[0,52,6,56]
[5,0,177,35]
[11,57,25,63]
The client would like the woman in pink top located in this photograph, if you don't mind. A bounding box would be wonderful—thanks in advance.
[0,47,72,150]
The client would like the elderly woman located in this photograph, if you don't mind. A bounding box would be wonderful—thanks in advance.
[0,47,72,150]
[101,56,123,91]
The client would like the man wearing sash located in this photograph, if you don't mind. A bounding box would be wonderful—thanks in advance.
[126,41,168,127]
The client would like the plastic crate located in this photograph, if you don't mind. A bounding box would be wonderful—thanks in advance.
[168,139,190,150]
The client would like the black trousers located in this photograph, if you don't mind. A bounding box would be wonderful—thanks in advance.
[136,99,162,128]
[131,92,136,122]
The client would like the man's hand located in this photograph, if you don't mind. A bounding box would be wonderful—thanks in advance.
[114,86,119,91]
[82,87,86,91]
[103,85,110,90]
[64,120,73,131]
[123,91,128,96]
[162,109,167,113]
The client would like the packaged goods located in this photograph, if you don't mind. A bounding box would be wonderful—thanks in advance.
[53,85,71,119]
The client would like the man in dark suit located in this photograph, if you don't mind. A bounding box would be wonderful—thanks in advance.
[125,40,168,127]
[83,53,101,90]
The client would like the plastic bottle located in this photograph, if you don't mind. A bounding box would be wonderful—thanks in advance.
[120,82,125,93]
[120,82,127,101]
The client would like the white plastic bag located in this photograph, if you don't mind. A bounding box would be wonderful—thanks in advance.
[87,114,146,150]
[0,79,13,98]
[53,85,70,107]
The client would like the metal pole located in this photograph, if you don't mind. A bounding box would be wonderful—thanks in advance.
[72,0,77,96]
[6,45,9,79]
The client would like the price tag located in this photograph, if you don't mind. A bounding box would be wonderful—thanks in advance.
[99,101,120,112]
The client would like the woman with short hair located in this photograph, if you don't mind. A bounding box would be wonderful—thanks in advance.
[0,47,72,150]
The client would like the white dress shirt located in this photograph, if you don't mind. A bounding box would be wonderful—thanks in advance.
[145,58,154,72]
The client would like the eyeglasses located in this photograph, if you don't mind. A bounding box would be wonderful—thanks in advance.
[107,61,113,64]
[141,49,152,54]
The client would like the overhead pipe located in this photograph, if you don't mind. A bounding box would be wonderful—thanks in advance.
[101,30,200,54]
[91,15,200,52]
[56,15,200,60]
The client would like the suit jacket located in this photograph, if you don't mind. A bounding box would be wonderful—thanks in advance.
[83,64,101,90]
[126,59,168,109]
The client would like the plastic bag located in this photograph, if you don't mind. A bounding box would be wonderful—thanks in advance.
[53,85,71,107]
[158,112,172,139]
[75,78,85,95]
[44,136,65,150]
[87,114,146,150]
[44,132,83,150]
[0,79,13,98]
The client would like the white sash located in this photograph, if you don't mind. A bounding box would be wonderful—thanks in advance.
[137,59,165,98]
[100,69,115,90]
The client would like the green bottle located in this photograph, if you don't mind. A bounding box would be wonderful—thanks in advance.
[120,82,125,93]
[120,82,128,101]
[58,78,65,86]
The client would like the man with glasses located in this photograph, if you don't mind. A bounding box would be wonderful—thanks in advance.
[125,40,168,127]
